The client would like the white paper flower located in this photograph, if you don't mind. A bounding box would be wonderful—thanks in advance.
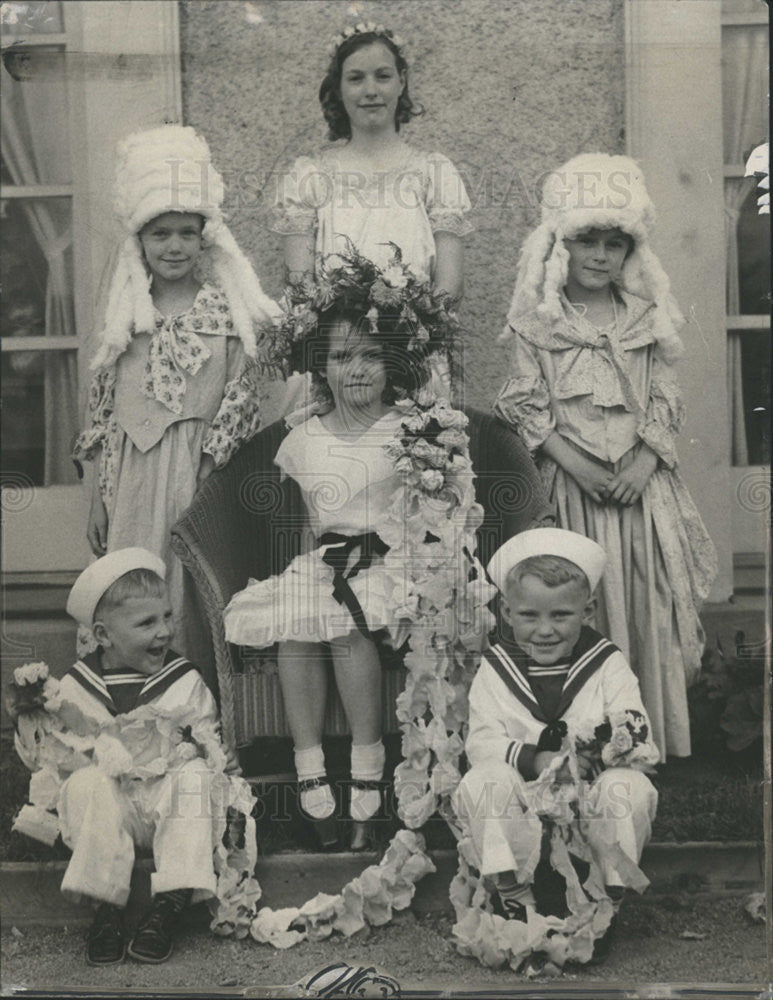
[28,768,62,810]
[41,677,62,712]
[14,662,49,686]
[94,733,134,778]
[382,265,408,289]
[12,804,60,847]
[420,469,444,492]
[249,906,305,948]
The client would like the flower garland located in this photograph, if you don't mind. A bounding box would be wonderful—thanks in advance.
[242,250,497,946]
[246,394,495,951]
[451,718,658,975]
[261,241,460,382]
[326,22,405,58]
[9,664,260,937]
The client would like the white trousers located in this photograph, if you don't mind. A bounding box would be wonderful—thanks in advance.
[57,759,218,906]
[453,760,658,887]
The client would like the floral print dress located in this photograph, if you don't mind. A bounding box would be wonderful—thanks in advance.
[73,284,261,658]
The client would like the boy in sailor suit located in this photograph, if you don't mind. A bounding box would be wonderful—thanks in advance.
[453,528,658,954]
[15,548,234,966]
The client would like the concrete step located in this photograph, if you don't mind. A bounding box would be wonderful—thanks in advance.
[733,552,768,594]
[0,842,764,929]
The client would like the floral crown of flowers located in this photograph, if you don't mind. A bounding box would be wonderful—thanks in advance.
[326,22,405,58]
[265,241,459,378]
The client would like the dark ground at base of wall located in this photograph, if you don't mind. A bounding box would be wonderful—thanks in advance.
[1,892,769,996]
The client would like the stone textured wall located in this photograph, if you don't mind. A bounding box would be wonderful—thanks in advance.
[180,0,625,409]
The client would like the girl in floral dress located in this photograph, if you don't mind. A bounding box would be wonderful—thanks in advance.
[73,125,279,659]
[269,22,471,418]
[494,153,717,760]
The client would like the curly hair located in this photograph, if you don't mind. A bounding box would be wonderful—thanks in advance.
[291,302,430,405]
[318,31,423,142]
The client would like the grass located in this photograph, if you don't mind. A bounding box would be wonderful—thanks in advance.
[0,734,764,862]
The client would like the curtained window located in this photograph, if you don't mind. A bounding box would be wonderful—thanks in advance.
[1,0,79,487]
[722,0,770,466]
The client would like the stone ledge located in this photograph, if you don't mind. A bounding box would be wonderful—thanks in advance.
[0,841,764,928]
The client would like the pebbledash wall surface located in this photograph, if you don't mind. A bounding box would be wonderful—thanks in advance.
[178,0,626,412]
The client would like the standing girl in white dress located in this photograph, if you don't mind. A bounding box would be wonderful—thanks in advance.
[73,126,279,659]
[270,23,472,416]
[494,154,718,760]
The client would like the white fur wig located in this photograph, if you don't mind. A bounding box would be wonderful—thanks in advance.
[90,125,281,370]
[503,153,684,362]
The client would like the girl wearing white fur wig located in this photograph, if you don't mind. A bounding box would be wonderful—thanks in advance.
[73,125,280,660]
[494,153,717,760]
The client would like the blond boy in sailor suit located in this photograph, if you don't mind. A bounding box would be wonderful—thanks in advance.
[453,528,658,959]
[15,549,235,966]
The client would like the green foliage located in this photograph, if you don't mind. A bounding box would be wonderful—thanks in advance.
[688,630,766,756]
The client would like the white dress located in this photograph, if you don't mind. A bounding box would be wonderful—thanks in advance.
[265,146,473,424]
[272,145,473,280]
[223,410,406,648]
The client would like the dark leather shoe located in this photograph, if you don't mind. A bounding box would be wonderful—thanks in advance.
[86,902,125,966]
[298,777,339,849]
[127,892,188,964]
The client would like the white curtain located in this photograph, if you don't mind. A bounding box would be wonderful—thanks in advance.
[722,20,768,465]
[0,51,78,485]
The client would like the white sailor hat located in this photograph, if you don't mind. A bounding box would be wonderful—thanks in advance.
[66,548,166,628]
[486,528,607,594]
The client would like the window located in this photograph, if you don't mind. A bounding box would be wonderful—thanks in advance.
[1,0,79,487]
[722,0,770,467]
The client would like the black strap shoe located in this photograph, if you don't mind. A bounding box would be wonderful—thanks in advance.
[127,889,190,964]
[86,902,126,966]
[298,777,339,849]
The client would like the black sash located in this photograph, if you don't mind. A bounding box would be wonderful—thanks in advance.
[319,531,390,639]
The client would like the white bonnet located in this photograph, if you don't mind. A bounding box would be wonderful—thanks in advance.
[67,548,166,628]
[503,153,684,362]
[90,125,280,370]
[113,125,225,235]
[487,528,607,594]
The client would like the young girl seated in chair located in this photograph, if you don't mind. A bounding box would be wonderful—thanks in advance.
[224,254,444,849]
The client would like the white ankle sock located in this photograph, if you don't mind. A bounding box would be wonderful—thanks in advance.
[350,740,385,822]
[494,872,536,910]
[295,745,334,820]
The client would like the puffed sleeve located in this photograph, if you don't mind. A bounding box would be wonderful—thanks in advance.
[493,332,555,452]
[425,152,473,237]
[636,356,685,469]
[71,367,116,462]
[270,155,325,237]
[202,339,261,468]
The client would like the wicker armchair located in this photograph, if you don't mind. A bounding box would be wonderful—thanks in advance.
[171,408,552,756]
